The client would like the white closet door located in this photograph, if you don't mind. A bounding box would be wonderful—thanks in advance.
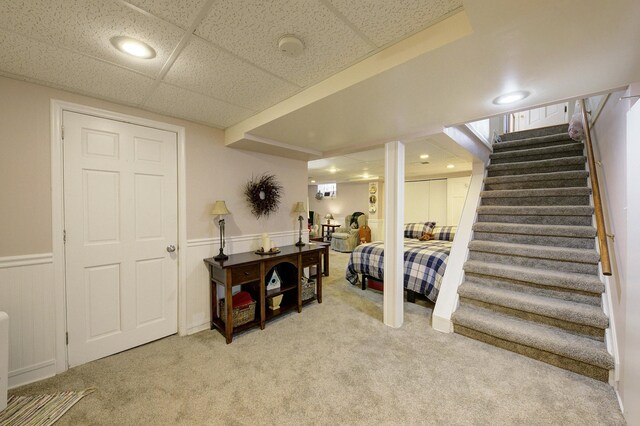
[428,180,447,225]
[63,111,178,367]
[404,181,430,223]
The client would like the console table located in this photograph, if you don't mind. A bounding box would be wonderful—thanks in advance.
[204,243,325,343]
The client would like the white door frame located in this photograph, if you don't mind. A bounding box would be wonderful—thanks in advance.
[50,100,187,374]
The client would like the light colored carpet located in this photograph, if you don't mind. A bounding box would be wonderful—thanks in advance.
[0,389,94,425]
[10,252,624,425]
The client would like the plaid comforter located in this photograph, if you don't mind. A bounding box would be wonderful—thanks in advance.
[345,239,452,302]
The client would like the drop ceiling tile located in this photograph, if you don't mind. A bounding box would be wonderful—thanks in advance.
[0,0,184,78]
[144,83,255,128]
[123,0,210,29]
[327,0,463,47]
[0,29,155,105]
[195,0,372,87]
[164,37,300,111]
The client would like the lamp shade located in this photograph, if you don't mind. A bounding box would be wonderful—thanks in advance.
[293,202,306,213]
[325,213,333,220]
[210,200,230,216]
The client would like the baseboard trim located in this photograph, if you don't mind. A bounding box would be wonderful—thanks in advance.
[8,359,56,389]
[0,253,53,269]
[187,322,210,336]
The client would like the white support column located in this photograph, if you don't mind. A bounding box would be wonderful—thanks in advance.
[383,141,404,328]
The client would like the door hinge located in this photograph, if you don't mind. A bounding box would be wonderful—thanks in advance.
[564,105,567,112]
[63,229,66,244]
[66,332,69,345]
[61,126,64,140]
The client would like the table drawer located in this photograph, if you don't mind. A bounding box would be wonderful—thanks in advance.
[301,251,320,267]
[231,264,260,285]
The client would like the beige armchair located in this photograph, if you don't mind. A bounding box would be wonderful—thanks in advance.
[330,213,367,252]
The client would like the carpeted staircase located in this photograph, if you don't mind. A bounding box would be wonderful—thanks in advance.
[452,123,614,382]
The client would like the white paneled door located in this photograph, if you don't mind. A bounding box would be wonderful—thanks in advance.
[512,102,569,131]
[63,111,178,367]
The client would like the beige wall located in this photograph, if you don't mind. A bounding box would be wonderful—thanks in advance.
[0,76,307,257]
[307,181,369,225]
[591,89,632,409]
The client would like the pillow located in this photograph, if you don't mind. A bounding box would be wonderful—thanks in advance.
[404,222,436,239]
[418,232,434,241]
[432,226,456,241]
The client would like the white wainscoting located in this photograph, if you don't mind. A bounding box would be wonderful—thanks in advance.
[185,230,301,335]
[0,254,56,389]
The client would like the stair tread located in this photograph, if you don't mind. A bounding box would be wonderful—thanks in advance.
[481,187,591,198]
[463,260,604,293]
[458,280,609,328]
[499,125,569,142]
[490,142,583,160]
[473,222,596,237]
[468,240,600,264]
[476,205,594,216]
[495,132,571,147]
[452,305,614,369]
[487,156,585,171]
[484,170,589,184]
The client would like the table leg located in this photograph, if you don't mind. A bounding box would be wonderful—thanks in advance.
[316,259,323,303]
[225,270,233,344]
[260,263,266,330]
[323,245,329,276]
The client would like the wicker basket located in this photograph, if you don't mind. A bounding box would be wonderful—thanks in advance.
[302,278,315,301]
[219,299,256,326]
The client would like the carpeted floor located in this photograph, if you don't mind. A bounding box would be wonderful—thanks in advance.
[10,251,624,425]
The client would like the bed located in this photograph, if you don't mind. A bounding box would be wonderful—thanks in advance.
[345,224,456,302]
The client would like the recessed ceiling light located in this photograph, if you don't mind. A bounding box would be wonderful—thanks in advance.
[310,180,316,183]
[329,168,337,173]
[446,164,455,169]
[492,90,530,105]
[420,154,429,159]
[362,173,369,179]
[110,36,156,59]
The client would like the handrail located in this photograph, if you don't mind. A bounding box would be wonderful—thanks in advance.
[579,99,612,276]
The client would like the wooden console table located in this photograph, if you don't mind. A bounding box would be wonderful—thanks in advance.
[204,243,325,343]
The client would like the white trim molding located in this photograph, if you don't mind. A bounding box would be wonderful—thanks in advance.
[50,99,188,376]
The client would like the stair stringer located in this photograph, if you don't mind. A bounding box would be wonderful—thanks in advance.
[432,159,487,333]
[584,145,619,384]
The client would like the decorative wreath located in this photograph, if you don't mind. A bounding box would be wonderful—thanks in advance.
[243,173,283,218]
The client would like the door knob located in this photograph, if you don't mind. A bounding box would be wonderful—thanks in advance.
[166,244,176,253]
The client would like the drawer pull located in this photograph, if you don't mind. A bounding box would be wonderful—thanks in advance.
[244,271,249,275]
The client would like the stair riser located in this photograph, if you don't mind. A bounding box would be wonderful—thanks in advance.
[493,140,575,154]
[458,298,605,341]
[481,195,590,207]
[473,231,595,249]
[499,125,570,142]
[484,178,588,190]
[476,214,592,226]
[452,325,609,382]
[468,250,599,275]
[490,148,584,164]
[464,273,602,306]
[488,164,585,177]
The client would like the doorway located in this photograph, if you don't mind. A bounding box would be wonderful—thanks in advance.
[51,101,187,370]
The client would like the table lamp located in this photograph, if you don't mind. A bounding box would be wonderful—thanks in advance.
[294,202,306,247]
[211,200,231,261]
[325,213,333,224]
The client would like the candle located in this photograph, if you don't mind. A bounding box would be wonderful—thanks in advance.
[262,233,270,251]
